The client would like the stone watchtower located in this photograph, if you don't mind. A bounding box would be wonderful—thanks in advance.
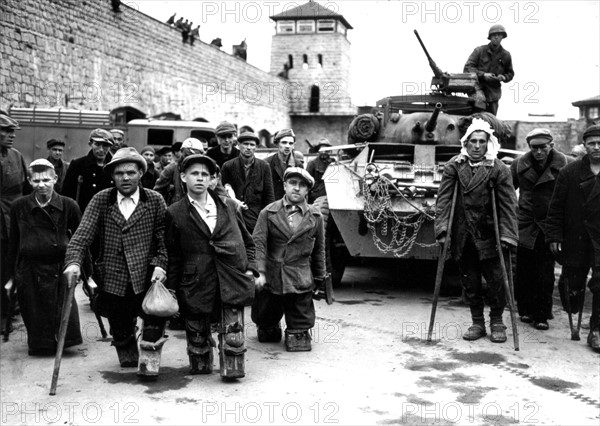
[269,1,355,147]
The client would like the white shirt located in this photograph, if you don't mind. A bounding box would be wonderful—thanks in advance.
[188,193,217,232]
[117,188,140,220]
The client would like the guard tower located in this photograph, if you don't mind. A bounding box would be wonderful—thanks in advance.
[270,1,355,147]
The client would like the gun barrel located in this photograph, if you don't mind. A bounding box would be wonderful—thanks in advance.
[425,103,443,133]
[414,30,443,78]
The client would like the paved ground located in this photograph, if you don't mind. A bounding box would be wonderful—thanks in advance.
[1,263,599,425]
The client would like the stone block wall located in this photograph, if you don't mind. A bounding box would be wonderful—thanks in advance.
[0,0,291,132]
[508,119,588,154]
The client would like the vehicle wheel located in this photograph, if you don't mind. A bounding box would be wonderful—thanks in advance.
[313,196,349,286]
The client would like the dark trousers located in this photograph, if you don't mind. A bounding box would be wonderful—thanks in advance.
[251,290,315,330]
[561,266,600,330]
[459,238,506,316]
[515,235,555,321]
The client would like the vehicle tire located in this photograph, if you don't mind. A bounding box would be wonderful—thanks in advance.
[313,196,349,286]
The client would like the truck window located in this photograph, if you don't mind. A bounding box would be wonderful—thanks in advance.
[148,128,173,146]
[190,130,213,140]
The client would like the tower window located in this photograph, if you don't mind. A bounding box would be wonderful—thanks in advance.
[309,85,320,113]
[302,54,309,70]
[288,54,294,69]
[297,20,315,33]
[317,19,335,32]
[277,20,295,34]
[318,54,323,68]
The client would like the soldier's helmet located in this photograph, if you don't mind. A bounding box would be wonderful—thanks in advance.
[488,24,507,39]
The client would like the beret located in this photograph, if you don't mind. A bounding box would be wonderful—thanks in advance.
[171,141,183,151]
[157,146,173,155]
[46,139,66,149]
[283,167,314,189]
[583,124,600,141]
[526,128,553,144]
[215,121,237,136]
[274,129,296,144]
[181,154,217,174]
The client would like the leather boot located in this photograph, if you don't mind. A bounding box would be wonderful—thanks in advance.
[257,325,282,343]
[490,317,507,343]
[463,308,486,341]
[284,329,312,352]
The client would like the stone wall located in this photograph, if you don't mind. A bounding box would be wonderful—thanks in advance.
[0,0,291,132]
[507,119,588,154]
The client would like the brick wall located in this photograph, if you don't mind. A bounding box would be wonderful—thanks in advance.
[0,0,291,132]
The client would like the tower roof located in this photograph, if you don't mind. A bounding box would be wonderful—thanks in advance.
[270,1,353,29]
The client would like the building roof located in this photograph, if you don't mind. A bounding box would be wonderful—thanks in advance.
[270,1,353,29]
[572,95,600,107]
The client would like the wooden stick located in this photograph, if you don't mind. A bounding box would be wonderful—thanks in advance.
[49,276,77,395]
[427,180,458,342]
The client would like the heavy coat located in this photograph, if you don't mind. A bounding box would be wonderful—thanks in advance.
[306,156,333,203]
[546,155,600,267]
[0,147,30,240]
[8,192,83,350]
[252,198,326,294]
[64,187,168,296]
[435,156,518,260]
[62,150,114,212]
[464,43,514,102]
[206,146,240,168]
[510,150,568,250]
[265,152,303,200]
[165,191,257,315]
[153,161,185,205]
[221,156,275,232]
[47,157,70,194]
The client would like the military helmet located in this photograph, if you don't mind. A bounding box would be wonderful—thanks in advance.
[488,24,507,39]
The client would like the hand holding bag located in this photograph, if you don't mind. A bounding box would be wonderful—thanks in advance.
[142,279,179,317]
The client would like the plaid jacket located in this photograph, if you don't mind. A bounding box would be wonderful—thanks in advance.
[64,187,168,296]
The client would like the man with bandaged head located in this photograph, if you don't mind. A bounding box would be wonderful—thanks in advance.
[435,118,518,343]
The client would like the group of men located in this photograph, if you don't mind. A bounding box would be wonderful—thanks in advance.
[1,115,330,381]
[435,119,600,352]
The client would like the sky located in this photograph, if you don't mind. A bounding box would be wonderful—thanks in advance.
[132,0,600,121]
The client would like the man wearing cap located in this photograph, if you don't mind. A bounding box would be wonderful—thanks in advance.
[155,146,174,174]
[62,129,114,213]
[436,118,518,343]
[206,121,240,168]
[510,128,568,330]
[0,114,31,318]
[165,154,257,378]
[265,129,305,200]
[464,24,514,116]
[63,147,169,375]
[5,159,84,355]
[109,129,126,155]
[221,131,274,233]
[140,146,159,189]
[154,138,205,206]
[306,138,334,204]
[547,124,600,352]
[252,167,326,352]
[46,139,70,194]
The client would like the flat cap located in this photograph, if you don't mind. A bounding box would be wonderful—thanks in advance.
[46,139,66,149]
[181,138,204,153]
[274,129,295,144]
[104,147,147,174]
[583,124,600,141]
[157,146,173,156]
[526,128,553,144]
[215,121,237,136]
[284,167,314,189]
[181,154,217,174]
[29,158,55,171]
[0,114,21,130]
[90,128,114,145]
[238,131,259,144]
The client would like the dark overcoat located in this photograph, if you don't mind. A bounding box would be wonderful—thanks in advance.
[221,156,275,232]
[510,150,568,250]
[0,147,30,240]
[265,152,303,200]
[435,156,518,260]
[62,150,114,212]
[546,155,600,267]
[8,192,83,350]
[252,198,326,295]
[165,191,257,315]
[64,187,168,296]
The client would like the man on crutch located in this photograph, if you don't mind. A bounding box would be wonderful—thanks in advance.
[435,118,518,343]
[547,124,600,352]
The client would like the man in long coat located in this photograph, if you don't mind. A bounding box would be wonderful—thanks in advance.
[6,159,83,355]
[265,129,304,200]
[435,118,518,343]
[63,148,169,376]
[221,131,274,233]
[252,167,326,352]
[166,154,257,379]
[45,139,70,194]
[510,129,568,330]
[547,124,600,351]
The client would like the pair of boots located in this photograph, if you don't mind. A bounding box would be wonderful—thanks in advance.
[463,307,507,343]
[257,325,311,352]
